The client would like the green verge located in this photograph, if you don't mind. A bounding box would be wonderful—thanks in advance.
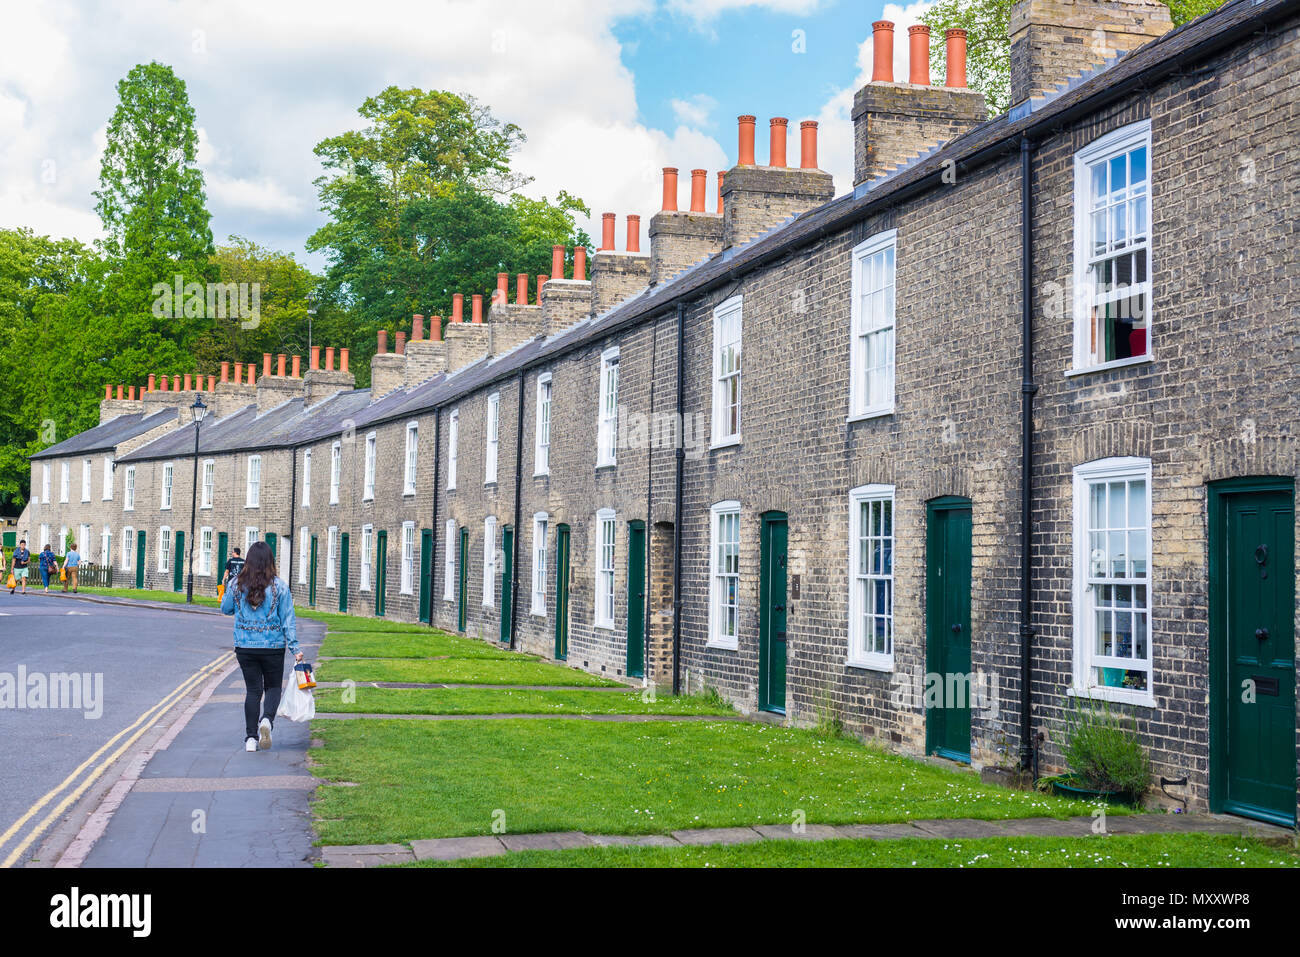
[310,719,1109,845]
[319,657,622,687]
[77,587,219,607]
[405,833,1300,869]
[297,609,443,633]
[314,686,736,716]
[319,630,520,660]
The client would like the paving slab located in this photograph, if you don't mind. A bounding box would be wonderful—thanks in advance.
[833,823,934,840]
[671,826,763,846]
[499,831,594,852]
[410,836,507,861]
[909,818,1014,838]
[753,824,843,841]
[588,833,682,848]
[322,845,415,868]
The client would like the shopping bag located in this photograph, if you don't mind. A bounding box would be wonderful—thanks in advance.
[59,567,67,582]
[217,583,225,601]
[5,574,14,589]
[277,665,316,722]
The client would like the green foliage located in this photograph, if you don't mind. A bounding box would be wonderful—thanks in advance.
[1057,697,1153,797]
[923,0,1228,116]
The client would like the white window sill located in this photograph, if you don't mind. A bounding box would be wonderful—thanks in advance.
[403,489,416,497]
[530,607,546,618]
[847,407,894,424]
[400,589,414,597]
[1067,683,1155,708]
[1064,354,1153,378]
[706,638,738,651]
[846,655,894,673]
[245,505,260,510]
[533,470,550,480]
[360,586,371,593]
[123,507,134,512]
[160,506,171,511]
[595,462,616,471]
[594,621,615,631]
[710,435,741,451]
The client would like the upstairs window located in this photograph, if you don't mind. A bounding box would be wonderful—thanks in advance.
[60,462,70,503]
[81,459,92,502]
[41,463,50,503]
[363,433,376,500]
[201,460,214,509]
[161,462,174,509]
[485,394,499,485]
[102,457,113,500]
[404,422,419,495]
[1073,122,1152,370]
[302,449,312,507]
[712,296,743,446]
[330,442,341,504]
[535,374,552,477]
[850,230,896,419]
[596,347,619,468]
[448,409,459,490]
[246,455,261,508]
[124,466,136,510]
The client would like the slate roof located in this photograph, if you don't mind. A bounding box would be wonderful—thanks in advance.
[30,409,178,460]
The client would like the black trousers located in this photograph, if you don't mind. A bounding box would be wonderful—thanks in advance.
[234,647,286,741]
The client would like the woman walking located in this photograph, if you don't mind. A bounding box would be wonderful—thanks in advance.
[220,540,302,752]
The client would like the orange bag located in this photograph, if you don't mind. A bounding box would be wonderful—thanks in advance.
[59,567,67,582]
[217,583,225,601]
[5,573,14,589]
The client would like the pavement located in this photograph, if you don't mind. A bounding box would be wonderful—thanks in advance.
[0,589,323,868]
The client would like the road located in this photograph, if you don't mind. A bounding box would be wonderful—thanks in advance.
[0,592,322,867]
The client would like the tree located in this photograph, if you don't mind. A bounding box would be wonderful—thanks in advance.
[308,87,590,335]
[922,0,1228,115]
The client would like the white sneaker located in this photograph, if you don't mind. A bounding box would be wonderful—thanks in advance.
[258,717,272,750]
[245,737,257,752]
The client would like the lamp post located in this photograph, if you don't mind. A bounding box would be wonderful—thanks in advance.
[185,392,208,604]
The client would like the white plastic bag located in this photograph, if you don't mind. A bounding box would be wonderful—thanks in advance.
[277,665,316,722]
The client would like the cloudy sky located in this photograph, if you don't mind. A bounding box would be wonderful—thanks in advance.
[1,0,932,271]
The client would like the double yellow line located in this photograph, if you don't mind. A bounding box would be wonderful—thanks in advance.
[0,651,234,868]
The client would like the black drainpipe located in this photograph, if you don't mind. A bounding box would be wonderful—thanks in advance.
[671,303,685,696]
[427,407,441,629]
[287,447,297,589]
[643,315,659,686]
[508,370,525,650]
[1018,134,1039,773]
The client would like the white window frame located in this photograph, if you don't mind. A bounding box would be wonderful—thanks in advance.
[443,519,456,600]
[302,449,312,507]
[78,523,90,558]
[298,526,310,584]
[158,526,171,573]
[245,526,259,552]
[531,512,548,616]
[102,456,113,501]
[403,422,419,495]
[848,484,895,670]
[59,462,69,503]
[596,347,619,468]
[123,465,136,511]
[58,525,67,557]
[326,526,338,588]
[401,521,416,596]
[482,516,496,606]
[360,523,373,591]
[201,459,214,509]
[81,459,92,502]
[102,526,112,567]
[1070,456,1155,706]
[329,441,341,505]
[707,501,741,650]
[594,508,616,628]
[122,526,134,571]
[160,462,174,510]
[534,374,552,477]
[199,526,213,576]
[447,409,459,491]
[39,524,49,555]
[485,394,500,485]
[1071,121,1154,375]
[363,432,376,500]
[41,463,50,504]
[246,455,261,508]
[848,229,897,420]
[711,296,743,448]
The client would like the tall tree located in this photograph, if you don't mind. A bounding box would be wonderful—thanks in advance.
[922,0,1227,115]
[308,87,590,334]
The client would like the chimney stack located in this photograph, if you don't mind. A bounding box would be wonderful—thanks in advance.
[872,20,894,82]
[690,169,706,211]
[277,354,286,377]
[908,24,931,85]
[661,168,679,212]
[377,329,388,354]
[207,375,216,391]
[574,246,587,281]
[451,293,464,323]
[551,245,565,280]
[325,347,335,372]
[737,115,756,165]
[945,29,968,88]
[800,121,819,169]
[721,113,834,249]
[340,349,349,373]
[627,215,641,253]
[431,316,443,341]
[310,346,320,371]
[516,273,528,304]
[183,374,192,391]
[600,212,616,251]
[769,118,788,167]
[413,315,425,341]
[292,355,301,378]
[262,353,272,378]
[495,273,508,306]
[471,294,483,323]
[396,331,407,354]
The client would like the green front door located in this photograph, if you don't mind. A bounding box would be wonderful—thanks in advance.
[309,535,318,607]
[500,525,514,644]
[457,527,469,632]
[419,529,433,623]
[265,532,277,561]
[173,530,184,592]
[926,498,973,763]
[1211,479,1296,826]
[626,521,646,678]
[338,532,350,612]
[216,533,228,593]
[555,524,571,659]
[375,530,388,617]
[135,529,146,589]
[758,512,788,713]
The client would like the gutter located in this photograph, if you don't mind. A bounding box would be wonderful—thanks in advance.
[1018,134,1038,773]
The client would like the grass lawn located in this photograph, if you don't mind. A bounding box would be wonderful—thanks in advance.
[78,586,219,607]
[309,718,1104,845]
[314,686,736,716]
[319,630,520,660]
[407,833,1300,868]
[318,657,623,687]
[297,610,443,633]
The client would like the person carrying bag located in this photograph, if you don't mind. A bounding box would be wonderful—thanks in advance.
[219,541,303,752]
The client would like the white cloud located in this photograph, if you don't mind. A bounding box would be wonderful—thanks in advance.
[663,0,825,25]
[669,94,718,129]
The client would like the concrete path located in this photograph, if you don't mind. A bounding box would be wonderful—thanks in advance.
[320,813,1295,867]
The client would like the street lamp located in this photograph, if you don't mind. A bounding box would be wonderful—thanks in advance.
[185,392,208,604]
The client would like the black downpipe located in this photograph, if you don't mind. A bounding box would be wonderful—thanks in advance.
[671,304,685,696]
[1018,134,1039,772]
[508,371,525,650]
[287,448,298,594]
[427,408,441,629]
[643,315,660,686]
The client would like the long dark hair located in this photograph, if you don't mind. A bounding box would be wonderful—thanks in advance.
[236,540,278,608]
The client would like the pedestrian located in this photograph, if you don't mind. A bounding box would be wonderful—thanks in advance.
[10,540,29,594]
[62,541,81,593]
[220,540,301,752]
[38,543,57,592]
[223,546,245,587]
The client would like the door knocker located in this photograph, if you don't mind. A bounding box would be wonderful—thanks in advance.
[1255,544,1268,580]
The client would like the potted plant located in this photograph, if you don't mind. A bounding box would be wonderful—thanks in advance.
[1037,697,1152,805]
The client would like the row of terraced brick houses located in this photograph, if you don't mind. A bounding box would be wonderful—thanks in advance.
[19,0,1300,825]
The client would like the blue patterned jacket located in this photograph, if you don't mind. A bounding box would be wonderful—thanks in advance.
[220,576,299,655]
